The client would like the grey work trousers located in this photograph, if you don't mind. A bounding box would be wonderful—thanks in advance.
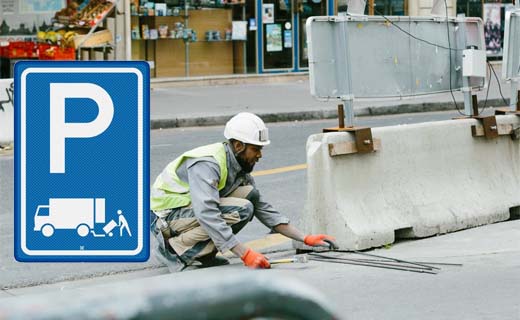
[151,185,257,265]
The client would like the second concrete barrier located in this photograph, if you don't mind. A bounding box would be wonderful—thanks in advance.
[299,115,520,250]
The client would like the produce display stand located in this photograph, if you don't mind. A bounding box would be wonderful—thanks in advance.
[74,0,118,60]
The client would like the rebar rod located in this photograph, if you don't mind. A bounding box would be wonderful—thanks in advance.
[308,253,435,271]
[308,257,438,274]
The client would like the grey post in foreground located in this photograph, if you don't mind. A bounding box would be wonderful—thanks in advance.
[0,271,338,320]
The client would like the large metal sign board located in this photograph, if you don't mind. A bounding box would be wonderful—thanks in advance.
[502,9,520,80]
[307,16,485,99]
[14,61,150,262]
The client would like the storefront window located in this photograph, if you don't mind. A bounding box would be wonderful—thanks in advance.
[373,0,405,15]
[262,0,293,70]
[130,0,249,77]
[299,0,327,69]
[0,0,335,78]
[456,0,483,18]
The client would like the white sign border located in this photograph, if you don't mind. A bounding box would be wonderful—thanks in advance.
[20,67,144,256]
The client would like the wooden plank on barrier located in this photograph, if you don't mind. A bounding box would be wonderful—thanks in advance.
[471,124,514,137]
[328,139,381,157]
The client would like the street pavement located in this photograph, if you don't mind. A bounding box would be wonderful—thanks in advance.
[0,64,519,319]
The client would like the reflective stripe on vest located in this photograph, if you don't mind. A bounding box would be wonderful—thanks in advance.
[151,143,228,213]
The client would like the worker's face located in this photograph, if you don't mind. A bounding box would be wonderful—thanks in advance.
[234,142,263,173]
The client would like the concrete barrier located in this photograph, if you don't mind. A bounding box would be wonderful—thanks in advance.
[299,115,520,250]
[0,78,14,145]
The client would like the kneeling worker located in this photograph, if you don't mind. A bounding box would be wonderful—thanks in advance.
[151,112,335,271]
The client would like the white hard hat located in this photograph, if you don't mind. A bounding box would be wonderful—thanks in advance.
[224,112,270,146]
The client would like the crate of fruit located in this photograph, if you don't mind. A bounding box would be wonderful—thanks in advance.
[5,41,37,59]
[38,45,75,60]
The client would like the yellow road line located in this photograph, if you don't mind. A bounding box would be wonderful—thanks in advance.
[252,163,307,177]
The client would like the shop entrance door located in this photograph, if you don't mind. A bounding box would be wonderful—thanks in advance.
[298,0,327,69]
[261,0,294,71]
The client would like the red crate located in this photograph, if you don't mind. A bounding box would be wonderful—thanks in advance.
[39,45,75,60]
[0,45,8,58]
[56,47,75,60]
[38,45,58,60]
[6,41,37,58]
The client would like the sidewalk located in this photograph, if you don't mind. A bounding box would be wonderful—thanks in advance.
[149,62,516,129]
[2,219,518,319]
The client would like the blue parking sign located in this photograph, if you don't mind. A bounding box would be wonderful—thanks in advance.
[14,61,150,262]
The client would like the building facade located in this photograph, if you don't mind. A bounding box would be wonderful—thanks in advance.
[0,0,515,79]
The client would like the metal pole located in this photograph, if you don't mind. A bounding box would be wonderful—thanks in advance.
[124,0,131,60]
[510,79,519,111]
[242,5,247,74]
[462,78,473,115]
[339,20,355,127]
[456,16,474,116]
[456,15,477,116]
[338,104,345,128]
[509,0,519,109]
[184,0,190,77]
[342,97,354,127]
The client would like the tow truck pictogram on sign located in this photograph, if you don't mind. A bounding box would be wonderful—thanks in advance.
[33,198,131,238]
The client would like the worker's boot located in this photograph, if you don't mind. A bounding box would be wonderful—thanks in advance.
[195,252,230,268]
[156,245,186,273]
[152,230,186,273]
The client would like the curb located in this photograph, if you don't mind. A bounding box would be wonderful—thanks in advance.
[151,98,507,130]
[151,72,309,88]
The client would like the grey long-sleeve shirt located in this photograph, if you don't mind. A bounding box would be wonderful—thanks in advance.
[176,143,290,252]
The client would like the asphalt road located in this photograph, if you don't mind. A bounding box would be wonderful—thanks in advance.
[0,111,468,289]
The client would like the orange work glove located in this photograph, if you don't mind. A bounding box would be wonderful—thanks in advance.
[304,234,337,247]
[241,248,271,269]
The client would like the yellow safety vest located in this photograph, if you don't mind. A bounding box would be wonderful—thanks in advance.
[151,143,228,215]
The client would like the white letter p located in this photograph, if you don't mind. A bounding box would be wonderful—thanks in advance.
[50,83,114,173]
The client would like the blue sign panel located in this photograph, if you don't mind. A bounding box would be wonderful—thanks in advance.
[14,61,150,262]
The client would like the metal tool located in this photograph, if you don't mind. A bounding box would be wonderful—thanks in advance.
[324,239,339,250]
[270,255,308,265]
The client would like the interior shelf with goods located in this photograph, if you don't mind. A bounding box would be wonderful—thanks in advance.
[42,0,117,60]
[131,0,247,77]
[0,0,117,78]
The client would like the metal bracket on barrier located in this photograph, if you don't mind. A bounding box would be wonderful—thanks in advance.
[453,94,480,119]
[323,104,380,156]
[495,91,520,115]
[472,122,519,138]
[471,116,499,139]
[451,94,499,139]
